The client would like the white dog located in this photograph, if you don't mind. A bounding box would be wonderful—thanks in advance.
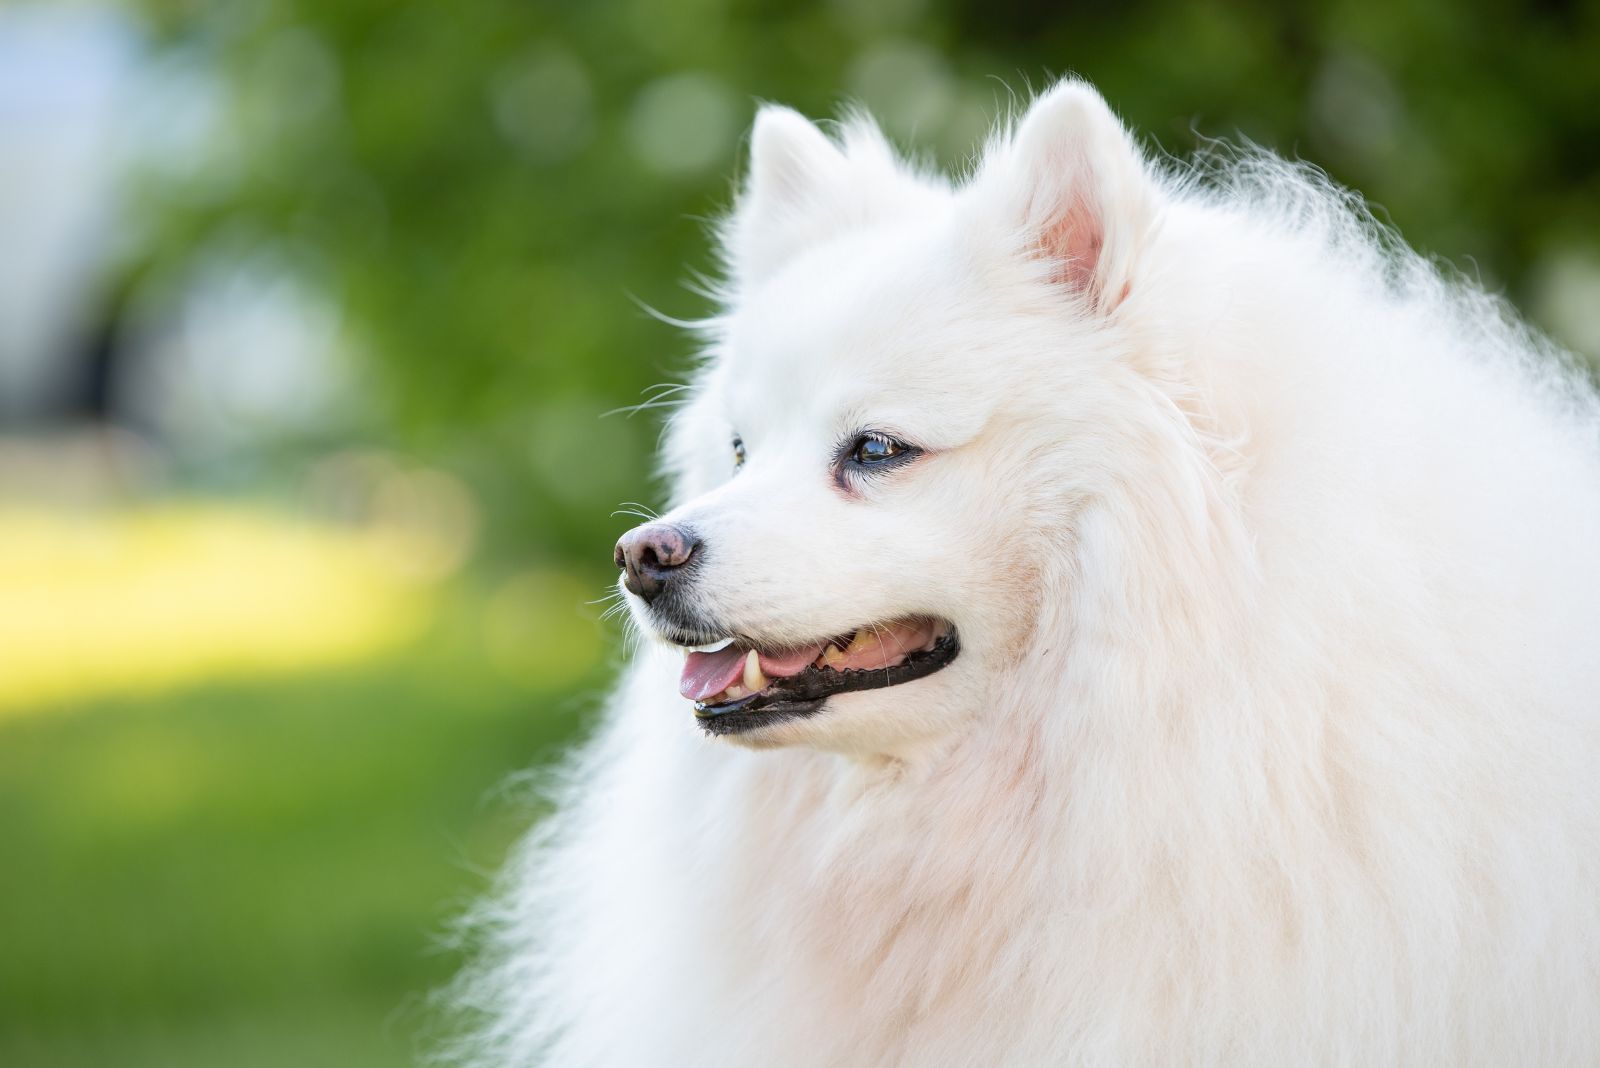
[450,81,1600,1066]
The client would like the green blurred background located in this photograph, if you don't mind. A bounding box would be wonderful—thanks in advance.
[2,1,1596,1064]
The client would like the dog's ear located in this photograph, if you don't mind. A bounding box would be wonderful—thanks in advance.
[723,106,851,284]
[975,81,1157,313]
[747,106,848,217]
[725,106,934,286]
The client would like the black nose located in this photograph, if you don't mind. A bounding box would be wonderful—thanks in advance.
[614,522,699,603]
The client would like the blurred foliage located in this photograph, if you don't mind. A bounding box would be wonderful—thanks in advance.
[126,0,1600,571]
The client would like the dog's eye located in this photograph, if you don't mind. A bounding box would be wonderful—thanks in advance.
[732,435,746,469]
[849,433,909,465]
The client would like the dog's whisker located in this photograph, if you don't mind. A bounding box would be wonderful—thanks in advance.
[625,291,717,332]
[602,384,695,420]
[603,399,691,419]
[611,501,660,524]
[867,620,896,691]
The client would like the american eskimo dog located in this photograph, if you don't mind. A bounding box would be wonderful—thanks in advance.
[451,81,1600,1066]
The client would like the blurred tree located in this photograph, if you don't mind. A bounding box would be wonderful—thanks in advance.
[129,0,1600,568]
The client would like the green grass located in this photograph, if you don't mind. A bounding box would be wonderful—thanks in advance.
[0,599,603,1067]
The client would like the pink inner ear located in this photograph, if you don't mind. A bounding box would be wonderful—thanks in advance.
[1042,190,1104,295]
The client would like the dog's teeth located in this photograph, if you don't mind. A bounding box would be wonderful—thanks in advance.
[845,630,876,654]
[821,644,846,667]
[688,637,734,653]
[723,684,746,700]
[743,649,766,691]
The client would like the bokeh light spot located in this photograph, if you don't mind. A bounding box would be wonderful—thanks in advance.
[627,71,741,177]
[490,45,595,164]
[848,41,953,143]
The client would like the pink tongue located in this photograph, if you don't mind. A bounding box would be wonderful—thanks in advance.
[680,646,746,702]
[678,642,829,702]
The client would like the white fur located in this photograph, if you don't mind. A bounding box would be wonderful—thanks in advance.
[448,82,1600,1066]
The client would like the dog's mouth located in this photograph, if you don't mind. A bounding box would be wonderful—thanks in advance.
[677,616,959,735]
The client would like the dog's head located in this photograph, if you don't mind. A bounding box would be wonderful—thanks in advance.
[616,83,1170,754]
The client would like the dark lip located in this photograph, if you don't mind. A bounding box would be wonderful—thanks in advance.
[693,629,961,737]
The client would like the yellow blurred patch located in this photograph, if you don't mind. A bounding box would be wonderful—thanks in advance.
[0,505,442,716]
